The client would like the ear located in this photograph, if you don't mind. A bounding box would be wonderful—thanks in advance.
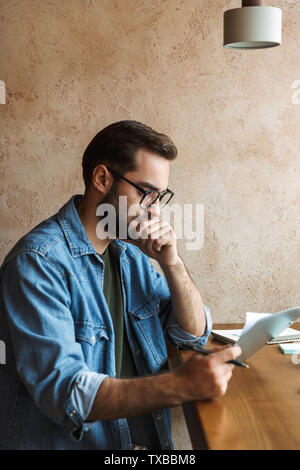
[92,164,114,194]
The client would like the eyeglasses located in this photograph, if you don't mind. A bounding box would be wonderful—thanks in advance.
[106,166,174,209]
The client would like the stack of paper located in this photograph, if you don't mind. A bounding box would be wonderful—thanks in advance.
[211,308,300,360]
[211,326,300,345]
[279,343,300,354]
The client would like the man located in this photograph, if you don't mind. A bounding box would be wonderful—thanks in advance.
[0,120,240,450]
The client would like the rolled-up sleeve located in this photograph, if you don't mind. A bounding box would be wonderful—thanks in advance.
[148,260,213,347]
[166,304,213,346]
[67,371,107,440]
[0,251,108,441]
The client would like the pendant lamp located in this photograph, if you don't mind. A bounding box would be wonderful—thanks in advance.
[224,0,282,49]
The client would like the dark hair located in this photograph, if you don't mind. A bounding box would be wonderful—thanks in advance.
[82,120,177,189]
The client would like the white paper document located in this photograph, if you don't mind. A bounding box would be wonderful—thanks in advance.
[212,307,300,362]
[212,324,300,344]
[236,307,300,361]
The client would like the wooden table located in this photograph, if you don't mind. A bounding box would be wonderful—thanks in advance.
[168,323,300,450]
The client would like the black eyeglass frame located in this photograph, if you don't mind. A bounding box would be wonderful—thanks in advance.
[106,166,174,209]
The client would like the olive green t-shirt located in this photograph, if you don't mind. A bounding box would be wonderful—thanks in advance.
[99,244,161,449]
[100,244,135,378]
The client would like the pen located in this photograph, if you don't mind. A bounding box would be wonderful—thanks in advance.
[179,342,249,368]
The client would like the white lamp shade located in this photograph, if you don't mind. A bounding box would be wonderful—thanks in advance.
[224,6,282,49]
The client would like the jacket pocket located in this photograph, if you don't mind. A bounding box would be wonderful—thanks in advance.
[129,294,168,370]
[130,293,161,320]
[74,322,109,345]
[74,322,109,371]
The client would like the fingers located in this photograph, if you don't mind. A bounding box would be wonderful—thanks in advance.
[205,345,242,367]
[206,344,232,353]
[133,218,174,253]
[152,234,173,252]
[149,225,171,241]
[127,216,157,240]
[139,219,170,240]
[179,350,237,401]
[216,374,231,397]
[209,363,234,398]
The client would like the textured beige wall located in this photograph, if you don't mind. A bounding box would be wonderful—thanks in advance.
[1,0,299,325]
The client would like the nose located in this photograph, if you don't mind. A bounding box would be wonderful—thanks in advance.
[147,200,161,219]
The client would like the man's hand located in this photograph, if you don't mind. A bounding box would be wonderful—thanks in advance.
[125,212,207,337]
[87,344,243,422]
[126,216,180,267]
[174,344,242,401]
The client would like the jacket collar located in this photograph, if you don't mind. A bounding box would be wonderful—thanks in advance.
[57,194,127,258]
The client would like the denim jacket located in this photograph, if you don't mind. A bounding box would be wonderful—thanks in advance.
[0,194,212,450]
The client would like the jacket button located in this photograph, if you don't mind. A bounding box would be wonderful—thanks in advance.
[156,414,161,420]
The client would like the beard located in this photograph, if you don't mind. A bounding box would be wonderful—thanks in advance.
[97,183,139,240]
[97,183,150,241]
[97,182,122,239]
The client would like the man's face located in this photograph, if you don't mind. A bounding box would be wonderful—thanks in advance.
[104,148,170,239]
